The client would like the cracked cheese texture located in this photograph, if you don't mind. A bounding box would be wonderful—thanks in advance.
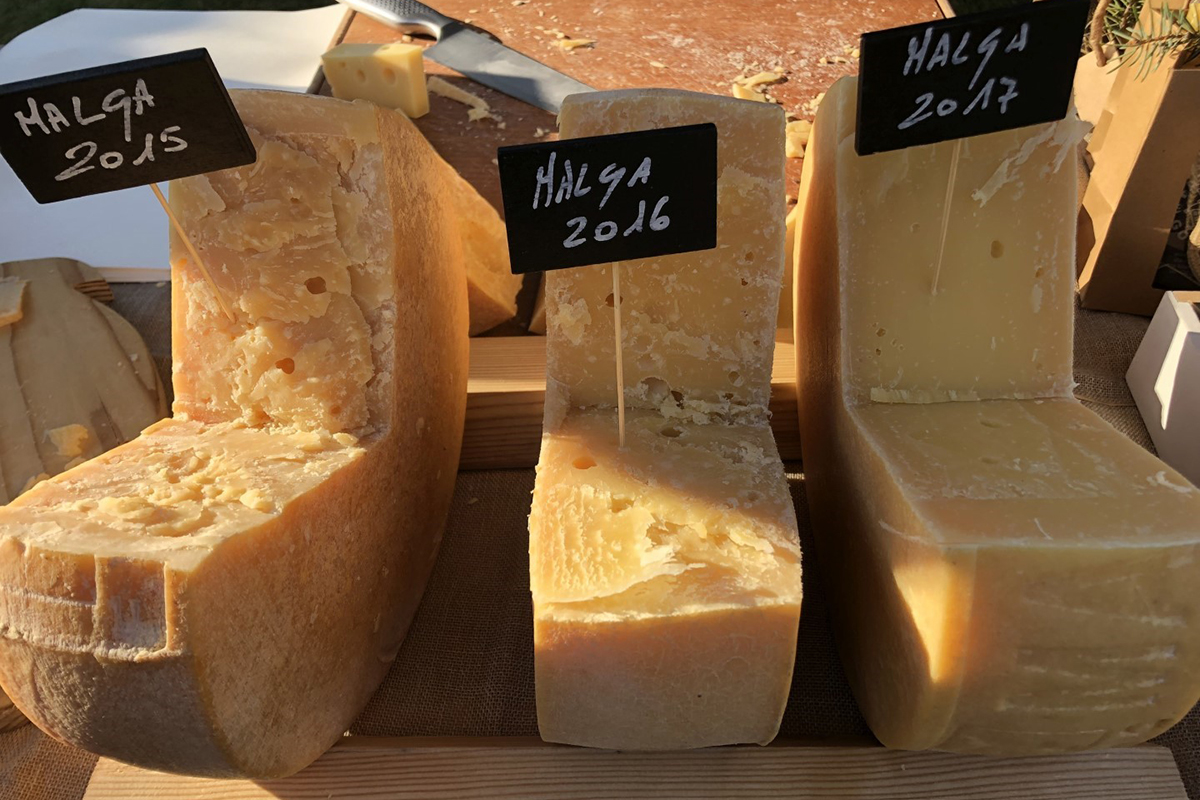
[0,91,469,778]
[795,77,1200,755]
[530,90,803,750]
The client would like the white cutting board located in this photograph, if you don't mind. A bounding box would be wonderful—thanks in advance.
[0,5,347,281]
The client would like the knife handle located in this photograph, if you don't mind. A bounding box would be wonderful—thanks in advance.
[336,0,460,38]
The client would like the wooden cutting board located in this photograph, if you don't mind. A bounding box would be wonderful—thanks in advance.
[82,736,1188,799]
[0,258,168,505]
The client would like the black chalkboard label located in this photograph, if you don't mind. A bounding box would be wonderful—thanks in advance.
[855,0,1088,155]
[497,124,718,274]
[0,49,255,204]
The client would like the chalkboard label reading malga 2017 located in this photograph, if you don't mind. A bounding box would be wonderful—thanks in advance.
[855,0,1089,155]
[498,124,718,274]
[0,49,255,204]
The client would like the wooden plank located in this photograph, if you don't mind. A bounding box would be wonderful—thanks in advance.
[463,331,799,470]
[83,737,1187,799]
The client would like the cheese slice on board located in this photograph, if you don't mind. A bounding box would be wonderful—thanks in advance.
[530,90,803,750]
[0,91,469,778]
[794,76,1200,755]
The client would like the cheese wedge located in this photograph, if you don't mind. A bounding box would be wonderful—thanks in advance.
[0,91,469,777]
[795,77,1200,754]
[530,90,803,750]
[322,42,430,119]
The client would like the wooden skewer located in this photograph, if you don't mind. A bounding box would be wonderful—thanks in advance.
[612,261,626,448]
[149,183,235,322]
[930,138,963,297]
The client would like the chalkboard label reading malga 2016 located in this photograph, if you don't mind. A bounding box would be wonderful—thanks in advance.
[0,49,255,204]
[498,124,718,274]
[855,0,1089,155]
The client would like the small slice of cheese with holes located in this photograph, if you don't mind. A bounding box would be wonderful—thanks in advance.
[323,42,429,119]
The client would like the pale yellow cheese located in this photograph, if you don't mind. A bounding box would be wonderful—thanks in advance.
[795,76,1200,755]
[426,76,503,126]
[0,91,470,778]
[531,90,802,750]
[45,424,89,459]
[0,277,25,327]
[531,410,801,750]
[785,120,810,158]
[322,43,429,119]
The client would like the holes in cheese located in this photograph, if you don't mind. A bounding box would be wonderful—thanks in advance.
[795,76,1200,756]
[0,90,469,778]
[531,90,802,751]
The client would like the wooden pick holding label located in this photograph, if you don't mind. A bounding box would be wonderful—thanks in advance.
[0,49,257,320]
[497,124,719,446]
[855,0,1088,294]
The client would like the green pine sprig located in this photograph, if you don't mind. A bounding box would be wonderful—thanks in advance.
[1096,0,1200,76]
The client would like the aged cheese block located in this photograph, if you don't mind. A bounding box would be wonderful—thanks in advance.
[530,90,803,750]
[0,90,469,777]
[322,43,430,119]
[795,76,1200,755]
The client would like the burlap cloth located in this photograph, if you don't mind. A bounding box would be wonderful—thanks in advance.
[2,285,1197,799]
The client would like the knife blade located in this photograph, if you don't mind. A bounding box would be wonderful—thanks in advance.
[334,0,594,112]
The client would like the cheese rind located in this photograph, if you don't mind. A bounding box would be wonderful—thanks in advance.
[795,77,1200,755]
[0,91,469,777]
[322,43,430,119]
[531,90,802,750]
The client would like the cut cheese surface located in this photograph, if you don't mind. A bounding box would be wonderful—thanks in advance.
[544,91,786,426]
[531,409,801,749]
[795,76,1200,756]
[531,410,800,609]
[531,89,802,751]
[0,91,469,778]
[824,78,1082,405]
[322,43,430,119]
[855,399,1200,545]
[1,419,360,563]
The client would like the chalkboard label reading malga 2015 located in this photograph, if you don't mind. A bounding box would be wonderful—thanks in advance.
[498,123,718,274]
[855,0,1089,155]
[0,49,255,204]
